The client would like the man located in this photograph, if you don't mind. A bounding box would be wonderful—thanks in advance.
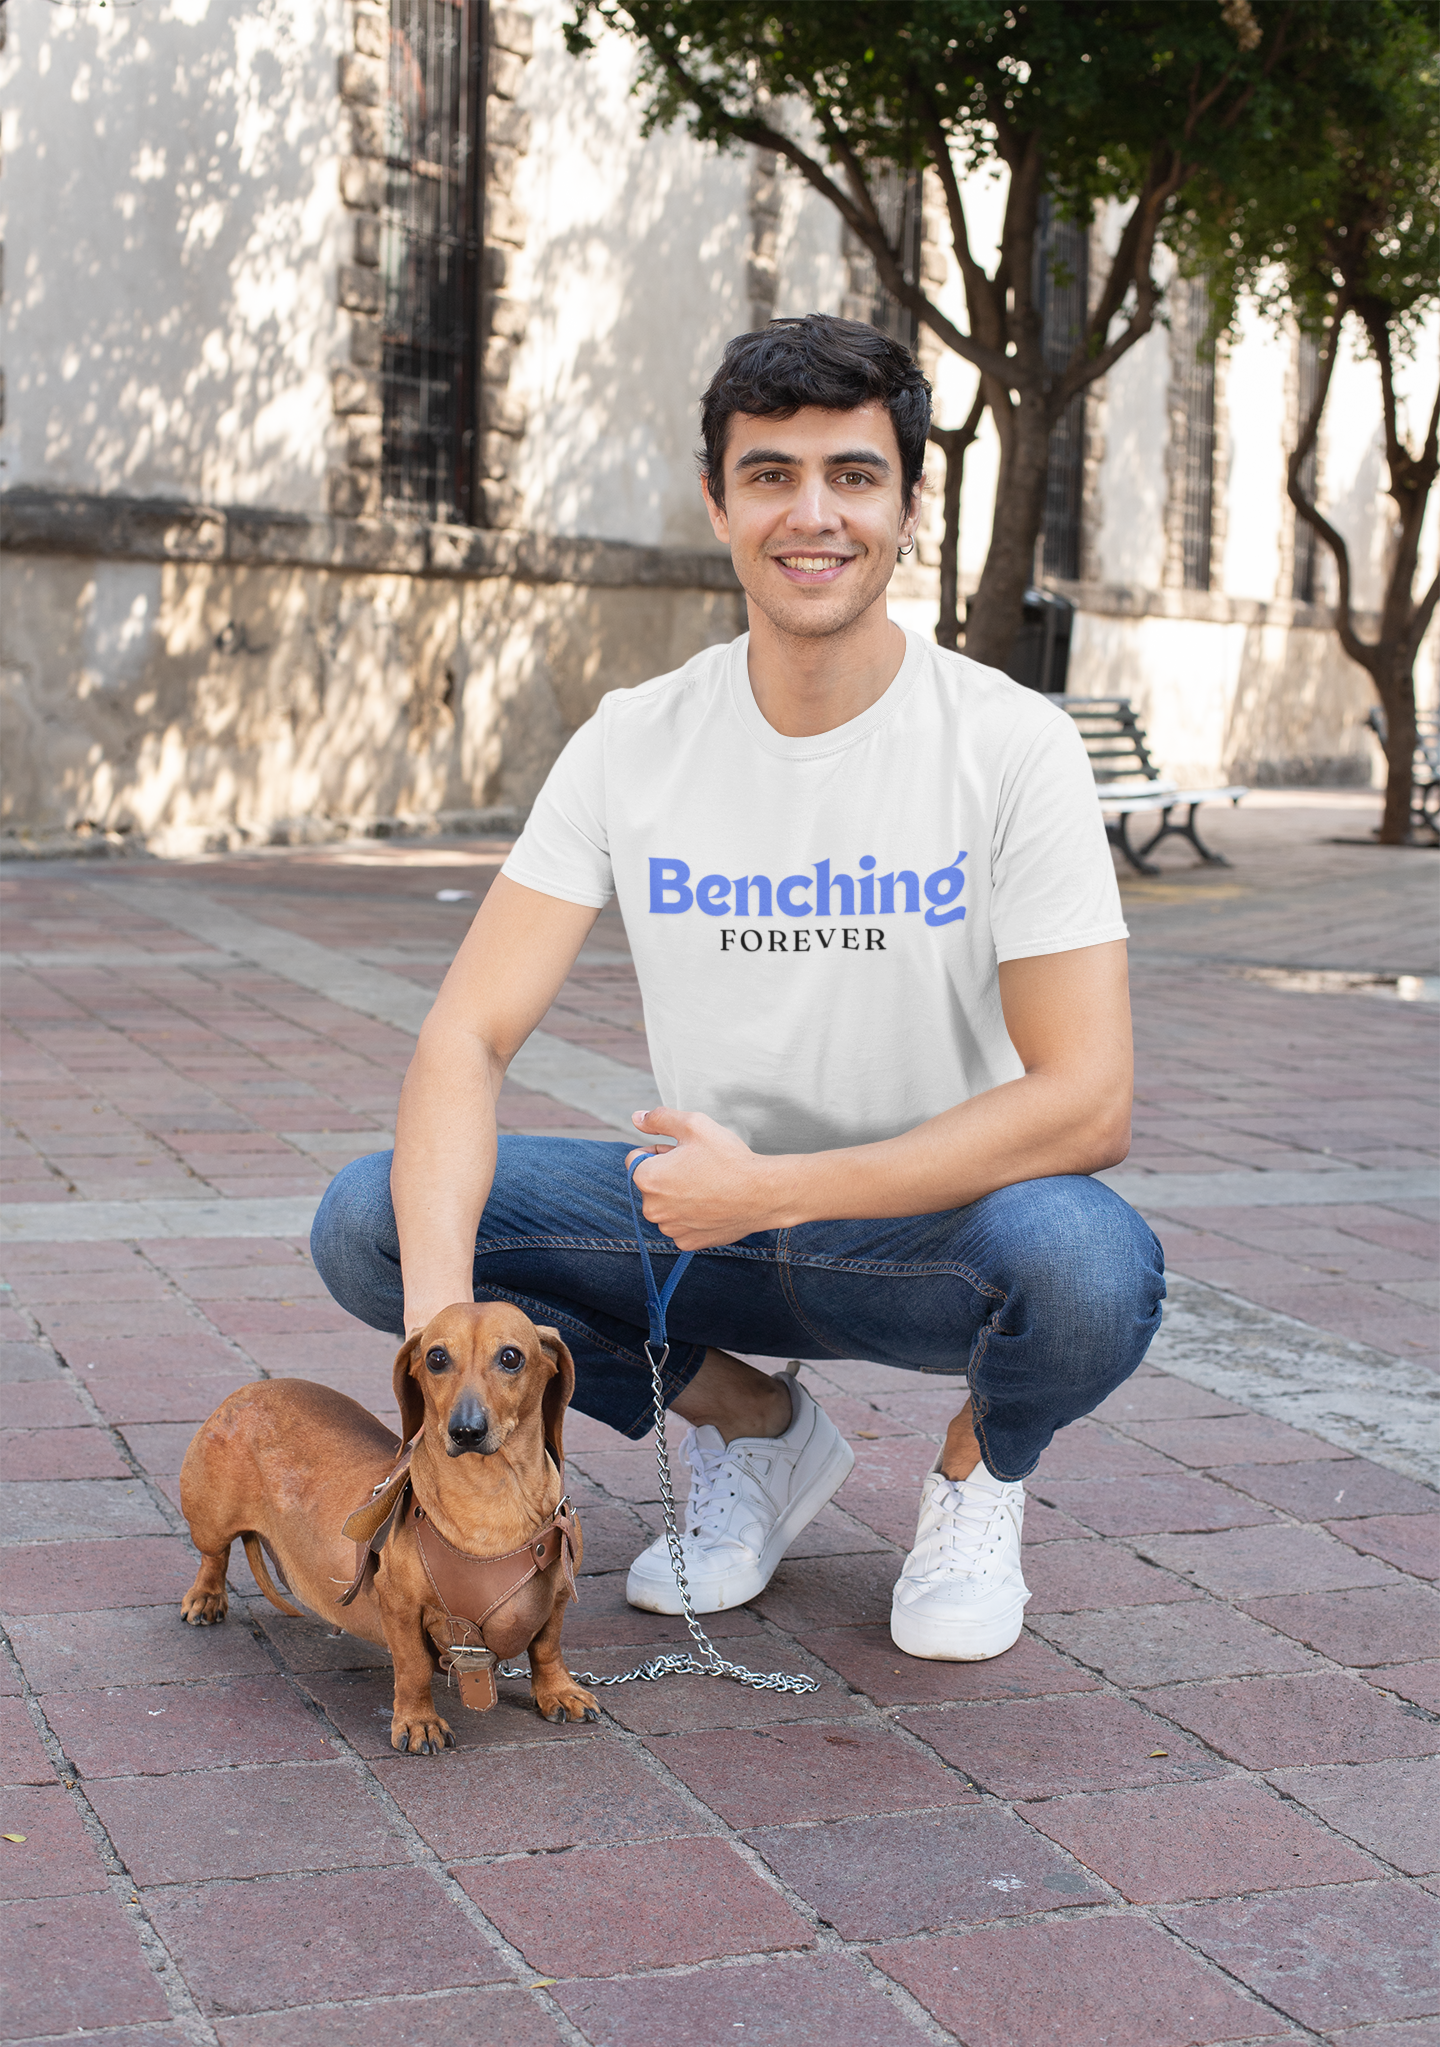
[312,314,1164,1663]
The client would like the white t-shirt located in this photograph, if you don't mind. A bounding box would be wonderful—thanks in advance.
[503,628,1126,1156]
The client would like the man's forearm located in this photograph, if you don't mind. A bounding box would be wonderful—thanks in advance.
[390,1025,504,1332]
[627,941,1135,1251]
[761,1063,1130,1229]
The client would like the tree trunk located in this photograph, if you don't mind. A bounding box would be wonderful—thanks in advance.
[929,393,986,652]
[1374,652,1418,846]
[961,393,1052,670]
[935,432,965,651]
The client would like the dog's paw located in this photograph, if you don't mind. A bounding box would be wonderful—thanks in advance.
[391,1710,456,1757]
[179,1589,228,1626]
[532,1677,599,1724]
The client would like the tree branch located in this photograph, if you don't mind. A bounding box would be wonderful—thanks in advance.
[1405,567,1440,666]
[639,41,1012,385]
[1287,299,1373,672]
[920,97,1003,355]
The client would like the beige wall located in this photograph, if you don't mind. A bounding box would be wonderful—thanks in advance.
[1066,608,1382,789]
[0,0,348,512]
[0,552,744,855]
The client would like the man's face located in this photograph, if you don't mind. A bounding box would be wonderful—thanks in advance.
[703,401,920,641]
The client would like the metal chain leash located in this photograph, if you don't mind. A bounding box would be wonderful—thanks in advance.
[499,1341,819,1697]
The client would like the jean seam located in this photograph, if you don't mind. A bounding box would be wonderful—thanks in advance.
[784,1250,1008,1298]
[966,1306,1034,1484]
[477,1234,1007,1297]
[775,1228,848,1356]
[475,1235,777,1262]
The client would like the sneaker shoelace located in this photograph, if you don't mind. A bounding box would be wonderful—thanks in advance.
[682,1431,727,1537]
[923,1477,1009,1580]
[681,1431,774,1546]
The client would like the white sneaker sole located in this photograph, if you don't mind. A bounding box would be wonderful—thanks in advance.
[889,1595,1028,1663]
[626,1432,856,1615]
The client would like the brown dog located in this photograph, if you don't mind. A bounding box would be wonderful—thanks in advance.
[178,1302,597,1751]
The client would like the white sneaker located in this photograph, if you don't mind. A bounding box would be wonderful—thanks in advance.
[890,1459,1030,1661]
[625,1371,855,1614]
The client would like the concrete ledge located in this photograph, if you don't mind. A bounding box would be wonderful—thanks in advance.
[0,487,740,591]
[1049,574,1379,635]
[0,489,228,563]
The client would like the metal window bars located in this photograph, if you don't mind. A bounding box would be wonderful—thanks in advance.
[1035,197,1089,585]
[380,0,485,521]
[843,166,923,353]
[1170,274,1217,593]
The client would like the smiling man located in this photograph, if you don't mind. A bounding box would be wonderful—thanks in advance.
[312,315,1165,1662]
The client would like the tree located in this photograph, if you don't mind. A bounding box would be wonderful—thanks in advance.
[1174,0,1439,844]
[565,0,1298,667]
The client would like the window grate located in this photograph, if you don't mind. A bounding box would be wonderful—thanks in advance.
[845,167,923,353]
[869,169,923,352]
[1170,275,1217,592]
[1035,199,1088,584]
[380,0,485,521]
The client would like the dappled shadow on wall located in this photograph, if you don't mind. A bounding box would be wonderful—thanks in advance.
[14,0,341,508]
[516,31,748,551]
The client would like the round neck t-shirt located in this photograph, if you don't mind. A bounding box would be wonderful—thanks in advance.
[501,627,1127,1157]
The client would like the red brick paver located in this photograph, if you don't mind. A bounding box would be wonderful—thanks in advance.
[2,812,1435,2043]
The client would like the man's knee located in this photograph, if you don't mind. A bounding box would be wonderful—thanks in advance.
[310,1150,404,1333]
[986,1175,1165,1342]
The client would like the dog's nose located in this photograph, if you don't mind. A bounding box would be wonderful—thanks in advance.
[446,1396,490,1454]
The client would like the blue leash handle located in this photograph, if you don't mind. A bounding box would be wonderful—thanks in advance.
[626,1152,694,1356]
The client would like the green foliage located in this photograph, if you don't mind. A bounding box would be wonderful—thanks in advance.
[565,1,1293,232]
[1171,0,1440,349]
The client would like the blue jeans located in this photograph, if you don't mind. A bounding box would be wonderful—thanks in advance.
[310,1138,1165,1482]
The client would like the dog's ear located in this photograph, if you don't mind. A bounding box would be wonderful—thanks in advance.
[536,1328,575,1471]
[391,1331,426,1447]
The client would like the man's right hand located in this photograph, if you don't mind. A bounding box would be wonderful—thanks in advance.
[391,875,603,1329]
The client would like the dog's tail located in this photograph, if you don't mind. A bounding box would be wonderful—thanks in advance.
[240,1533,306,1618]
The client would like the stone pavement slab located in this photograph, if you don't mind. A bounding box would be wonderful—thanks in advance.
[214,1986,568,2047]
[1268,1756,1440,1877]
[871,1912,1295,2044]
[146,1869,512,2017]
[455,1836,813,1977]
[2,804,1437,2044]
[1163,1881,1440,2033]
[1017,1777,1382,1903]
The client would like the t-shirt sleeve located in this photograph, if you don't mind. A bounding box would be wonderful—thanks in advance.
[990,708,1129,962]
[500,704,614,909]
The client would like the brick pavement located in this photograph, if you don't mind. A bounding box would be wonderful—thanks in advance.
[1,791,1436,2046]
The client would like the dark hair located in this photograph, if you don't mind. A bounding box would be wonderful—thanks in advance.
[700,314,932,510]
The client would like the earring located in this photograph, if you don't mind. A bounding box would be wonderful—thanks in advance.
[898,536,915,558]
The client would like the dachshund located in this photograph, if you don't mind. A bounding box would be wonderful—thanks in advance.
[177,1302,597,1753]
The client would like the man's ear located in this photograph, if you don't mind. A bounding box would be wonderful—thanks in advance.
[903,476,924,542]
[391,1331,426,1447]
[535,1328,575,1471]
[700,469,730,544]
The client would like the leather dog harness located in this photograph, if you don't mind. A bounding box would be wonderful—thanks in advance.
[336,1431,579,1711]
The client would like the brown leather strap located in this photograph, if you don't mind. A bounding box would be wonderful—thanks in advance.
[335,1482,412,1607]
[335,1438,418,1607]
[415,1498,579,1639]
[334,1431,580,1639]
[341,1440,416,1547]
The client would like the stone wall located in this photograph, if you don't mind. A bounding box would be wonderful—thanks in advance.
[1062,591,1386,790]
[0,496,743,857]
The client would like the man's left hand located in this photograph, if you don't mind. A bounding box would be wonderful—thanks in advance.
[626,1108,782,1250]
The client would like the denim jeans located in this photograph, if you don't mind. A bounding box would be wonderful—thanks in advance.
[310,1137,1165,1482]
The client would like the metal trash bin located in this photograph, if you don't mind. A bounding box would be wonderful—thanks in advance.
[1003,587,1074,694]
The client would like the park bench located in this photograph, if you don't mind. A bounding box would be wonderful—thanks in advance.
[1060,696,1248,876]
[1365,707,1440,842]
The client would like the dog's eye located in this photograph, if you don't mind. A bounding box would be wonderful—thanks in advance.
[425,1347,451,1373]
[496,1346,525,1373]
